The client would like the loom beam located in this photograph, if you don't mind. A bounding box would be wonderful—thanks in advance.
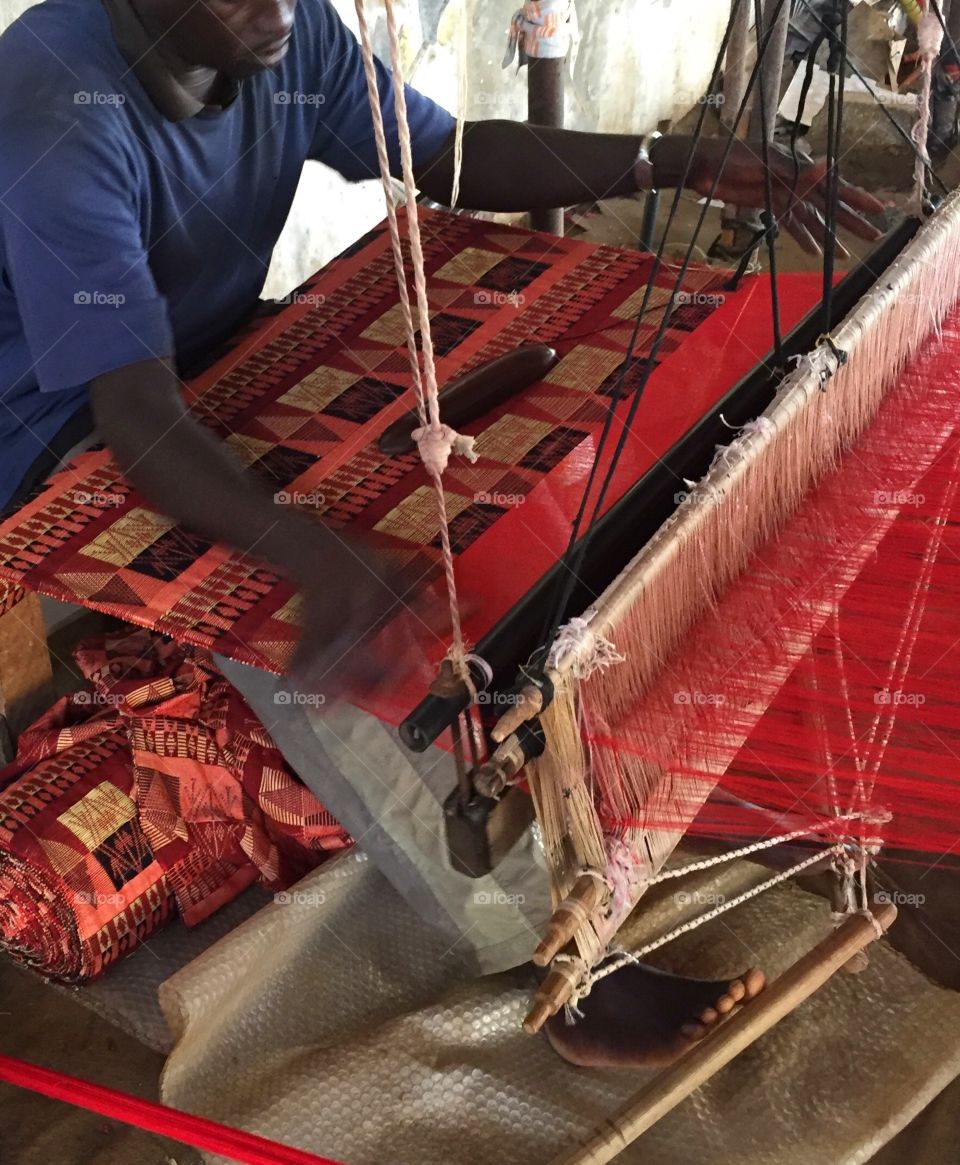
[399,217,920,753]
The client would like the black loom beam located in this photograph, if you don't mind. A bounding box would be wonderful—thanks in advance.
[399,217,920,753]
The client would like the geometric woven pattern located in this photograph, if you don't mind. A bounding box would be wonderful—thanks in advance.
[0,210,749,691]
[0,628,350,983]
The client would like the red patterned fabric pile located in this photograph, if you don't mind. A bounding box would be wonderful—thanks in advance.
[0,629,350,982]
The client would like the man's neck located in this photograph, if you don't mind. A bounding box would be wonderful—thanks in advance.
[128,0,222,106]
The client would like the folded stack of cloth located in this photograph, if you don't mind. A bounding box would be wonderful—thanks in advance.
[0,628,350,983]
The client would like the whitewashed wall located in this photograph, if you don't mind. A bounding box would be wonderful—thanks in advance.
[0,0,731,295]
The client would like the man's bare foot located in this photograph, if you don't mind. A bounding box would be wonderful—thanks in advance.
[545,960,766,1069]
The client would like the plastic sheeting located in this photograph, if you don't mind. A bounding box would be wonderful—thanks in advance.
[157,852,960,1165]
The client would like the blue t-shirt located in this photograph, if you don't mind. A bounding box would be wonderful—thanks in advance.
[0,0,454,508]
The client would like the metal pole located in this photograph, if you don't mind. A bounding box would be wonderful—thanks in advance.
[720,0,754,251]
[528,57,566,235]
[722,0,753,132]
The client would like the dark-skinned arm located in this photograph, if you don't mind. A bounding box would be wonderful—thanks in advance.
[90,359,400,685]
[416,121,885,252]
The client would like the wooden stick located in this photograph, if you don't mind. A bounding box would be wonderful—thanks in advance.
[548,903,897,1165]
[533,874,607,967]
[524,949,581,1035]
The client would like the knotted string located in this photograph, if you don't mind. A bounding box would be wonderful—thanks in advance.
[353,0,477,682]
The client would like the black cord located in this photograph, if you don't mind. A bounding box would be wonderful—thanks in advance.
[931,0,960,75]
[821,0,847,334]
[533,0,792,673]
[753,0,785,366]
[793,0,949,196]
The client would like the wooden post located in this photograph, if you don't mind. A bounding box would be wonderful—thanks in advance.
[0,590,54,750]
[548,903,897,1165]
[528,56,566,236]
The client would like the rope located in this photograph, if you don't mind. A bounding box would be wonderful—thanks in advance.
[353,0,475,680]
[647,813,879,883]
[911,8,944,216]
[563,845,845,1017]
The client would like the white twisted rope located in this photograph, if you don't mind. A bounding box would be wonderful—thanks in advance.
[353,0,476,680]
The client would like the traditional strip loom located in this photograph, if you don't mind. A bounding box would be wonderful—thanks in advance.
[356,0,960,1159]
[0,0,957,1160]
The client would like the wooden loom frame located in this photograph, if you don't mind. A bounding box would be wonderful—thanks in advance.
[519,186,960,1002]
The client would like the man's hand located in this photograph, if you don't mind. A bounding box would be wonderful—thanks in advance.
[91,358,416,701]
[666,137,886,255]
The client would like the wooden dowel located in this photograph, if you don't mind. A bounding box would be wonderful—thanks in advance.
[533,875,606,967]
[490,683,544,744]
[548,903,897,1165]
[378,344,558,456]
[524,953,581,1034]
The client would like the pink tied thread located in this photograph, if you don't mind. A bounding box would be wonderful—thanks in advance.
[352,0,477,675]
[911,10,943,217]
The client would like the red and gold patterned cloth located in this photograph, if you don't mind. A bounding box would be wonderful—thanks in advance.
[0,211,824,724]
[0,628,350,983]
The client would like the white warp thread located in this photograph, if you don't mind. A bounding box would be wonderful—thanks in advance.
[547,615,625,679]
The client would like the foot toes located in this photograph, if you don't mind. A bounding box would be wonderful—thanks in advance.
[681,1021,708,1041]
[700,1006,719,1025]
[742,968,766,998]
[716,994,736,1015]
[726,978,746,1004]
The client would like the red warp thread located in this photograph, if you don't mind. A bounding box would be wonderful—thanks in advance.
[0,1053,344,1165]
[583,312,960,859]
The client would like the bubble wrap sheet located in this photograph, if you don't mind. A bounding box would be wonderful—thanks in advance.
[158,853,960,1165]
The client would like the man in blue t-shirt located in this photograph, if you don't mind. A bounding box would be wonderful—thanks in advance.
[0,0,881,663]
[0,0,887,1070]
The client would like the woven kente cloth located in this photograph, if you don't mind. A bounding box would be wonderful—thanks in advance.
[0,577,25,617]
[0,210,824,724]
[0,628,349,983]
